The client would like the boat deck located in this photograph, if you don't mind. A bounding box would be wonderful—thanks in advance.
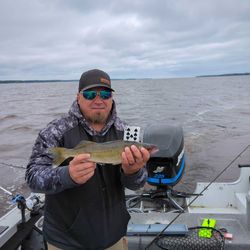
[127,212,250,249]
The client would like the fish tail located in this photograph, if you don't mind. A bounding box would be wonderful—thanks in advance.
[49,147,70,167]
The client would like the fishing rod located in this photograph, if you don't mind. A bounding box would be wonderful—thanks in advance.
[145,143,250,250]
[0,185,45,238]
[0,187,46,249]
[0,186,13,196]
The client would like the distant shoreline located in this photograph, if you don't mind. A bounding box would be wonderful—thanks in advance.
[0,73,249,83]
[196,73,250,77]
[0,80,76,84]
[0,78,150,83]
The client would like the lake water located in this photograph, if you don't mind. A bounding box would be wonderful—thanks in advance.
[1,75,250,216]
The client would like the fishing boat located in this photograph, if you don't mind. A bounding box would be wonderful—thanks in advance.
[127,124,250,249]
[0,124,250,249]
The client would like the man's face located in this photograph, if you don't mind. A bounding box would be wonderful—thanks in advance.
[77,87,113,125]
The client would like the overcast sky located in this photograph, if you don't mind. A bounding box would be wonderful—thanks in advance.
[0,0,249,80]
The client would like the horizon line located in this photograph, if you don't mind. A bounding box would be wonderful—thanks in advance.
[0,72,249,83]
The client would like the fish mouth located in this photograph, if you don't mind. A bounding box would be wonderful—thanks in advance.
[150,146,159,155]
[144,144,159,155]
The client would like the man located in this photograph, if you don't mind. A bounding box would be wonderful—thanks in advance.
[26,69,151,250]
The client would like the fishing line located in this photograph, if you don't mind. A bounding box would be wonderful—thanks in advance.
[145,143,250,250]
[0,161,26,169]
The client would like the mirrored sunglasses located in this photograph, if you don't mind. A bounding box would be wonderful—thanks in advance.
[81,90,112,100]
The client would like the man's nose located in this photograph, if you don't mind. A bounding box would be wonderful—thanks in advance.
[93,95,104,103]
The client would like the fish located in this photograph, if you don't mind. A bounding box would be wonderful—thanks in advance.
[49,140,158,167]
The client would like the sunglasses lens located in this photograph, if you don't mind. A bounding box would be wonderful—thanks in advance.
[100,90,112,99]
[82,91,97,100]
[82,90,112,100]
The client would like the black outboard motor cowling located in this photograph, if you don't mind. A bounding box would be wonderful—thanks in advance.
[143,124,185,187]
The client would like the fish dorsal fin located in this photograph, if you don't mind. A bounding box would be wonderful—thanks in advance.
[74,140,97,150]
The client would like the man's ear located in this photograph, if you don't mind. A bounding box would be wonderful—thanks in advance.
[77,93,80,103]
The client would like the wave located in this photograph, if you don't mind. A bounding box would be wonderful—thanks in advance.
[0,114,19,121]
[0,125,34,133]
[11,126,33,132]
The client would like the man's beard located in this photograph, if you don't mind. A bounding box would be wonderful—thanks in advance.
[87,112,108,124]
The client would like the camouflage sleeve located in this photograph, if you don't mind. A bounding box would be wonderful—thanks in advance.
[25,120,78,194]
[121,167,148,190]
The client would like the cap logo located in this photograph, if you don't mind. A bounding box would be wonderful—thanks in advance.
[100,78,110,85]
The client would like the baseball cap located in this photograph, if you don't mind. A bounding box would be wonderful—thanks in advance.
[78,69,114,92]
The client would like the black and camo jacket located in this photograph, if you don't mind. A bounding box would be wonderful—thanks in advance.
[25,100,147,249]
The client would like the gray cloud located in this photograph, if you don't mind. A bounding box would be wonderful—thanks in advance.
[0,0,249,79]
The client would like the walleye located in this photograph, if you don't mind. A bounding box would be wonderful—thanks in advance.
[49,140,158,167]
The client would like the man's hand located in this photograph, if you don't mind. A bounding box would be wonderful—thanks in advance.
[121,145,150,175]
[69,154,96,184]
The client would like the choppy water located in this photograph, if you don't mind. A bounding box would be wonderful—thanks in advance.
[1,75,250,216]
